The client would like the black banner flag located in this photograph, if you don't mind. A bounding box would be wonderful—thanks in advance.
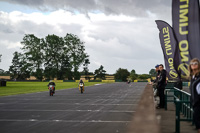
[156,20,179,80]
[172,0,200,78]
[188,0,200,59]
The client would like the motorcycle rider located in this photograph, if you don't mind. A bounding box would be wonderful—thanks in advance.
[78,79,84,85]
[78,79,84,91]
[48,81,56,93]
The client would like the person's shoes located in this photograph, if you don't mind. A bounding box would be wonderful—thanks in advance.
[156,106,164,109]
[156,105,160,108]
[156,106,161,109]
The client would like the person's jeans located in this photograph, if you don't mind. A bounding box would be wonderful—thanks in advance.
[193,106,200,129]
[158,87,165,107]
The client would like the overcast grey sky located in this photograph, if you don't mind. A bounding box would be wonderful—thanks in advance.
[0,0,172,74]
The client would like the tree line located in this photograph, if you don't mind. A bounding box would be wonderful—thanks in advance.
[8,34,89,80]
[0,34,157,81]
[114,68,156,82]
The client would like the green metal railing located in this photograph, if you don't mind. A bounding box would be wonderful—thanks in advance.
[164,86,193,133]
[165,88,175,110]
[174,87,193,133]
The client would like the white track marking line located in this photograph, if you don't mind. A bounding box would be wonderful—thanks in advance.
[0,109,135,113]
[0,94,141,98]
[0,99,140,101]
[0,103,137,105]
[0,119,131,123]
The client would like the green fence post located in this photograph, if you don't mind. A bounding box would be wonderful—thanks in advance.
[175,100,181,133]
[165,90,168,110]
[174,88,177,104]
[180,92,183,113]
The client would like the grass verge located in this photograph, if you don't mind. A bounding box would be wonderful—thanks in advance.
[0,82,103,96]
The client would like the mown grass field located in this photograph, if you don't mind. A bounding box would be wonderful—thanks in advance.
[0,82,103,96]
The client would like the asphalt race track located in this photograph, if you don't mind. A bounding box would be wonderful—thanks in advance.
[0,82,146,133]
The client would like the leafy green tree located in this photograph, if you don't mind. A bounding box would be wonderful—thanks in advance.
[130,69,138,81]
[64,33,89,80]
[149,69,156,77]
[0,69,10,76]
[58,54,72,80]
[0,69,4,74]
[114,68,130,82]
[138,74,151,80]
[94,65,106,80]
[21,34,44,80]
[83,58,90,80]
[10,33,89,80]
[43,34,65,79]
[9,52,32,80]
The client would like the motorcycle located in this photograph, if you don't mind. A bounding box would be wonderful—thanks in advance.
[48,85,55,96]
[127,80,131,84]
[79,83,84,94]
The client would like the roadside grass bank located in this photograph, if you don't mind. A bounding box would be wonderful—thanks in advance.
[0,82,104,96]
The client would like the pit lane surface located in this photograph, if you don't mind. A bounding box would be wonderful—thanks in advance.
[0,82,146,133]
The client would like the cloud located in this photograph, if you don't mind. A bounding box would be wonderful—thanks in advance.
[80,13,164,73]
[0,40,21,49]
[1,0,171,19]
[0,3,166,73]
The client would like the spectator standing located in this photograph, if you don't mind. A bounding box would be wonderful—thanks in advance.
[153,64,161,86]
[156,64,166,109]
[152,65,160,103]
[188,58,200,133]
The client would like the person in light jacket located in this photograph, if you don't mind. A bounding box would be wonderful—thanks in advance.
[189,58,200,133]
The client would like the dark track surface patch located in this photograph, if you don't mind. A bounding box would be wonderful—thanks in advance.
[0,82,146,133]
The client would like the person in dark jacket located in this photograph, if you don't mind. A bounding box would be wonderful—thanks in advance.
[153,65,161,89]
[78,79,84,86]
[48,81,56,93]
[156,64,166,109]
[152,65,160,102]
[189,58,200,133]
[154,64,161,84]
[78,79,85,92]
